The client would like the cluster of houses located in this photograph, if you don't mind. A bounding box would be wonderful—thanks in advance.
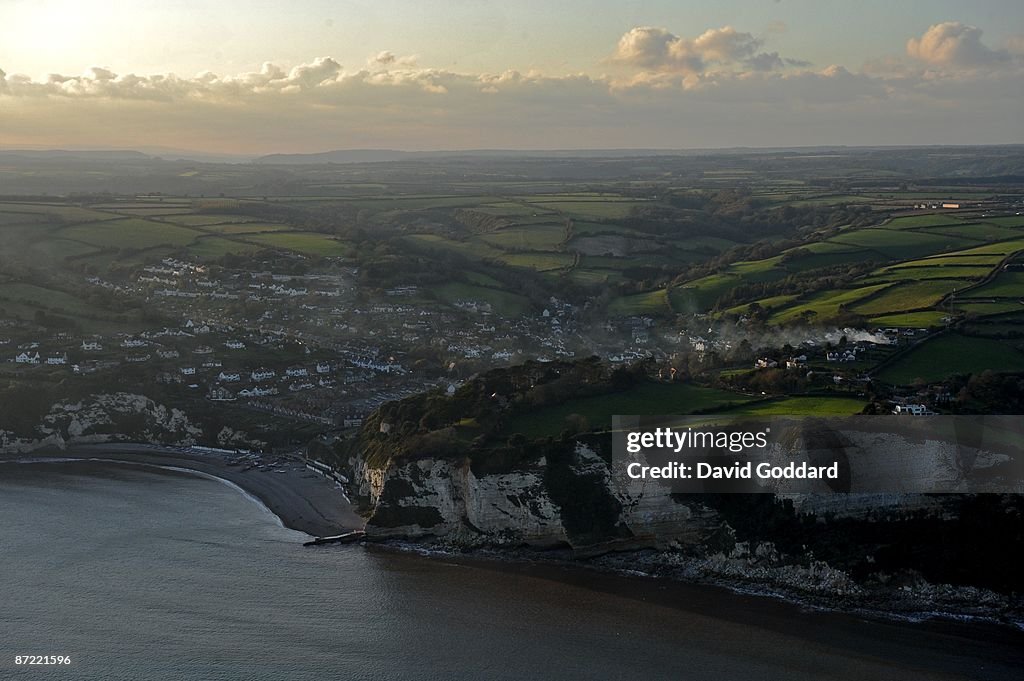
[14,244,953,432]
[13,350,68,365]
[110,254,609,374]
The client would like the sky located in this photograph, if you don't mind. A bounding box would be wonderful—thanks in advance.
[0,0,1022,155]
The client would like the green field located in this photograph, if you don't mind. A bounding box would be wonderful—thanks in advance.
[784,249,881,272]
[878,334,1024,383]
[504,382,753,438]
[28,238,100,261]
[568,234,645,257]
[496,252,574,271]
[721,395,867,416]
[828,229,976,260]
[199,222,292,235]
[769,284,890,323]
[795,241,865,254]
[900,255,1005,268]
[955,301,1024,316]
[571,221,649,238]
[241,232,350,257]
[671,259,787,313]
[0,282,91,312]
[874,264,993,280]
[961,271,1024,298]
[351,195,500,211]
[981,216,1024,227]
[565,268,622,286]
[942,238,1024,257]
[722,294,800,316]
[91,202,191,209]
[479,225,566,251]
[523,200,643,219]
[885,214,964,229]
[162,214,261,226]
[868,311,951,327]
[608,289,669,316]
[852,280,960,316]
[405,233,506,260]
[108,207,195,216]
[787,194,875,207]
[0,211,51,226]
[0,202,120,223]
[60,218,202,249]
[472,202,556,217]
[925,223,1022,242]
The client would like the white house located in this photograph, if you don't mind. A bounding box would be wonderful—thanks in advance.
[285,367,308,378]
[786,355,808,369]
[46,354,68,365]
[15,351,40,364]
[81,340,103,351]
[181,367,196,376]
[217,372,241,383]
[251,369,276,382]
[225,340,245,350]
[238,386,278,398]
[208,387,236,402]
[893,404,935,415]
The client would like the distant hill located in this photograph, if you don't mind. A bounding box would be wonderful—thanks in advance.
[254,149,415,164]
[0,149,152,161]
[253,148,737,165]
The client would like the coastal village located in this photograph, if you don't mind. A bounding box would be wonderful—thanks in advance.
[2,248,953,443]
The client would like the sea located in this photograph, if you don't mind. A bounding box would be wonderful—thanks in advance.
[1,461,1022,681]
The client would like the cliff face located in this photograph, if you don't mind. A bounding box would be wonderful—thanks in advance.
[346,419,986,550]
[337,361,1021,603]
[353,454,567,546]
[349,441,724,553]
[1,392,203,453]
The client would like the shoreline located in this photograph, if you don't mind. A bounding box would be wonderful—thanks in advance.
[369,541,1024,645]
[7,443,1021,631]
[370,538,1024,631]
[1,443,365,537]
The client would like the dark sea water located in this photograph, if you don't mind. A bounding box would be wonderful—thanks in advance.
[1,462,1022,681]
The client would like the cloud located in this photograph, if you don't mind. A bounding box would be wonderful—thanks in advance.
[906,22,1009,68]
[0,57,351,100]
[745,52,785,71]
[368,51,419,69]
[0,22,1020,154]
[612,25,766,74]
